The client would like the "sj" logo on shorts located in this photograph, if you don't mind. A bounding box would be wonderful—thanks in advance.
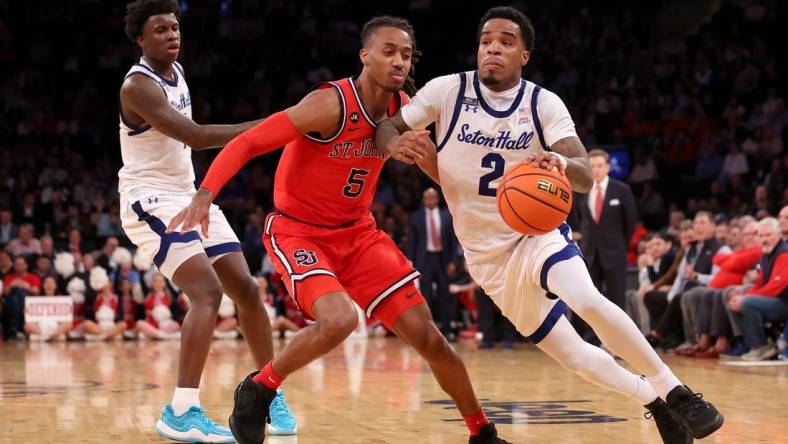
[293,249,318,267]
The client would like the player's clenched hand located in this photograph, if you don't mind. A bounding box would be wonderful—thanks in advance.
[523,150,566,175]
[166,188,214,238]
[389,130,430,164]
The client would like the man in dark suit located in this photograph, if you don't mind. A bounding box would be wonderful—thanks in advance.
[570,149,638,308]
[407,188,457,339]
[569,149,638,343]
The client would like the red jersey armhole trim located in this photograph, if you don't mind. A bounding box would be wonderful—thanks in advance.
[347,76,378,128]
[303,82,347,144]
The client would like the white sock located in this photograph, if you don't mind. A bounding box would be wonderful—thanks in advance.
[633,376,659,405]
[537,317,659,405]
[646,365,683,401]
[171,387,201,416]
[547,258,679,381]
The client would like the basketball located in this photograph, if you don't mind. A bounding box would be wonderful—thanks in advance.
[496,162,572,235]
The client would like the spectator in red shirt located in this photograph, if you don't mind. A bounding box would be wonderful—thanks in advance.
[730,218,788,361]
[2,255,41,339]
[627,222,649,266]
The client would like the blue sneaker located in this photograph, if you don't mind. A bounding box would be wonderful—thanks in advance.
[266,388,297,435]
[478,340,495,349]
[156,405,236,443]
[719,341,749,361]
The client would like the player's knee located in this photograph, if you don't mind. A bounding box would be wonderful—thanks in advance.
[573,290,611,320]
[189,277,224,311]
[415,327,452,358]
[319,309,358,343]
[230,278,262,311]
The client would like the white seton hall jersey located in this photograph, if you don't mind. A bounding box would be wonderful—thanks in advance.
[402,71,577,265]
[118,58,194,201]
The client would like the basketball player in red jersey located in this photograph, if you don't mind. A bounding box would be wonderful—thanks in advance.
[167,16,510,444]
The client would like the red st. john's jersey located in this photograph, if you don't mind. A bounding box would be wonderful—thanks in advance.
[274,77,409,226]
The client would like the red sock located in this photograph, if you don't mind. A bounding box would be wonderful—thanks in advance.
[251,362,285,390]
[463,409,489,436]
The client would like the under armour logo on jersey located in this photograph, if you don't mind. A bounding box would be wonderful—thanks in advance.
[462,97,479,113]
[146,197,159,204]
[349,112,360,123]
[293,249,318,267]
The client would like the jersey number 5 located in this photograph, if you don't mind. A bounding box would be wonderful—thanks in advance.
[343,168,369,198]
[478,153,505,197]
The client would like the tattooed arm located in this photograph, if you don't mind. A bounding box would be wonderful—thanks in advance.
[523,136,593,193]
[550,136,593,193]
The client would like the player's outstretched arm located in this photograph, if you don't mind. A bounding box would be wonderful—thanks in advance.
[376,113,429,165]
[121,75,261,150]
[377,112,438,182]
[165,89,342,235]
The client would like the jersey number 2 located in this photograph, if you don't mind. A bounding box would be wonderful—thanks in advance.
[343,168,369,198]
[478,153,505,197]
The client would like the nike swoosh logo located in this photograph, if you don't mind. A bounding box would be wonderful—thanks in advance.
[347,127,360,132]
[405,292,416,299]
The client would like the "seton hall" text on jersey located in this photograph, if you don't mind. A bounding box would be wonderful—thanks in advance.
[457,123,534,150]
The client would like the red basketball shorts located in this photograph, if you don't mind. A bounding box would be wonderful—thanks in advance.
[262,212,423,329]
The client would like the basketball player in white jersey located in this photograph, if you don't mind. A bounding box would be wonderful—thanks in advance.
[118,1,295,442]
[377,6,723,443]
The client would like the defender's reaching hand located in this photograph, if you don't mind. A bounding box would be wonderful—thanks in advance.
[166,188,214,238]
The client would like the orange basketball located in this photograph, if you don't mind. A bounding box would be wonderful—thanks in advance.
[496,162,573,235]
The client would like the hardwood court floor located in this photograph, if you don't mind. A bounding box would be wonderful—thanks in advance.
[1,337,786,443]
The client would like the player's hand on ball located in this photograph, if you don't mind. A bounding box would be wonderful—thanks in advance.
[523,150,566,175]
[166,188,213,238]
[390,130,430,164]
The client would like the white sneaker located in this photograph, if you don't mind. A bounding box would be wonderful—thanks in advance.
[741,344,778,361]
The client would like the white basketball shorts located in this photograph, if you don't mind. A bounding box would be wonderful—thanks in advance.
[120,192,241,279]
[467,223,582,342]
